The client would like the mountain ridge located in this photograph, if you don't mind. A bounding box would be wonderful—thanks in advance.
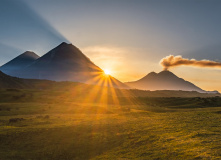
[1,42,129,89]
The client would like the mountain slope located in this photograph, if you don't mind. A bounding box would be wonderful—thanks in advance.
[0,71,32,89]
[9,42,129,89]
[125,70,211,93]
[0,51,39,75]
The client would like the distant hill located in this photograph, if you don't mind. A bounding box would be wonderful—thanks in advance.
[1,42,128,89]
[125,70,219,94]
[0,51,39,75]
[0,71,32,89]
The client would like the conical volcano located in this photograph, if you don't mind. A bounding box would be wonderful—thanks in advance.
[125,70,207,93]
[0,51,39,75]
[18,42,101,81]
[29,42,101,72]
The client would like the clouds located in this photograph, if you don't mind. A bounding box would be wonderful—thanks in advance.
[160,55,221,70]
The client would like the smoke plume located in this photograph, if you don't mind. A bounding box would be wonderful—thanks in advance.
[160,55,221,70]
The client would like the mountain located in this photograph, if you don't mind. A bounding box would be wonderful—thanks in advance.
[125,70,218,93]
[6,42,128,89]
[0,51,39,75]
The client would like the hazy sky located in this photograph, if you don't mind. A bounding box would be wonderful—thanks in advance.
[1,0,221,91]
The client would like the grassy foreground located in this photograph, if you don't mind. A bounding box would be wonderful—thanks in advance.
[0,89,221,159]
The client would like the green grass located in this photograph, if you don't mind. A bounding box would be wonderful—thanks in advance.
[0,89,221,159]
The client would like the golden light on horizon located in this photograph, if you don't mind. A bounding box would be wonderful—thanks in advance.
[104,69,111,75]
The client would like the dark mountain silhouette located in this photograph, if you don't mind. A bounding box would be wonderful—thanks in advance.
[0,71,33,89]
[4,42,128,89]
[0,51,39,75]
[125,70,219,93]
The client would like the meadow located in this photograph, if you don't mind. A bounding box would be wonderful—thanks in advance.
[0,88,221,160]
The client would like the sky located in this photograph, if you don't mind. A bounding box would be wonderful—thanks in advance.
[0,0,221,91]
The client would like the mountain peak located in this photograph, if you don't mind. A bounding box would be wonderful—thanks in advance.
[23,51,35,54]
[159,70,173,74]
[148,71,157,75]
[0,51,39,74]
[158,70,177,77]
[58,42,71,47]
[60,41,68,45]
[20,51,39,59]
[141,70,177,81]
[41,42,88,62]
[146,71,157,77]
[51,42,82,55]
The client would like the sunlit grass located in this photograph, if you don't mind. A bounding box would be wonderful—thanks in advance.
[1,101,221,159]
[0,87,221,159]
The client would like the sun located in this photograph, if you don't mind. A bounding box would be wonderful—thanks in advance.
[104,69,111,75]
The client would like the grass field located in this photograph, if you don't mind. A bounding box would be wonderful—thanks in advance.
[0,89,221,159]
